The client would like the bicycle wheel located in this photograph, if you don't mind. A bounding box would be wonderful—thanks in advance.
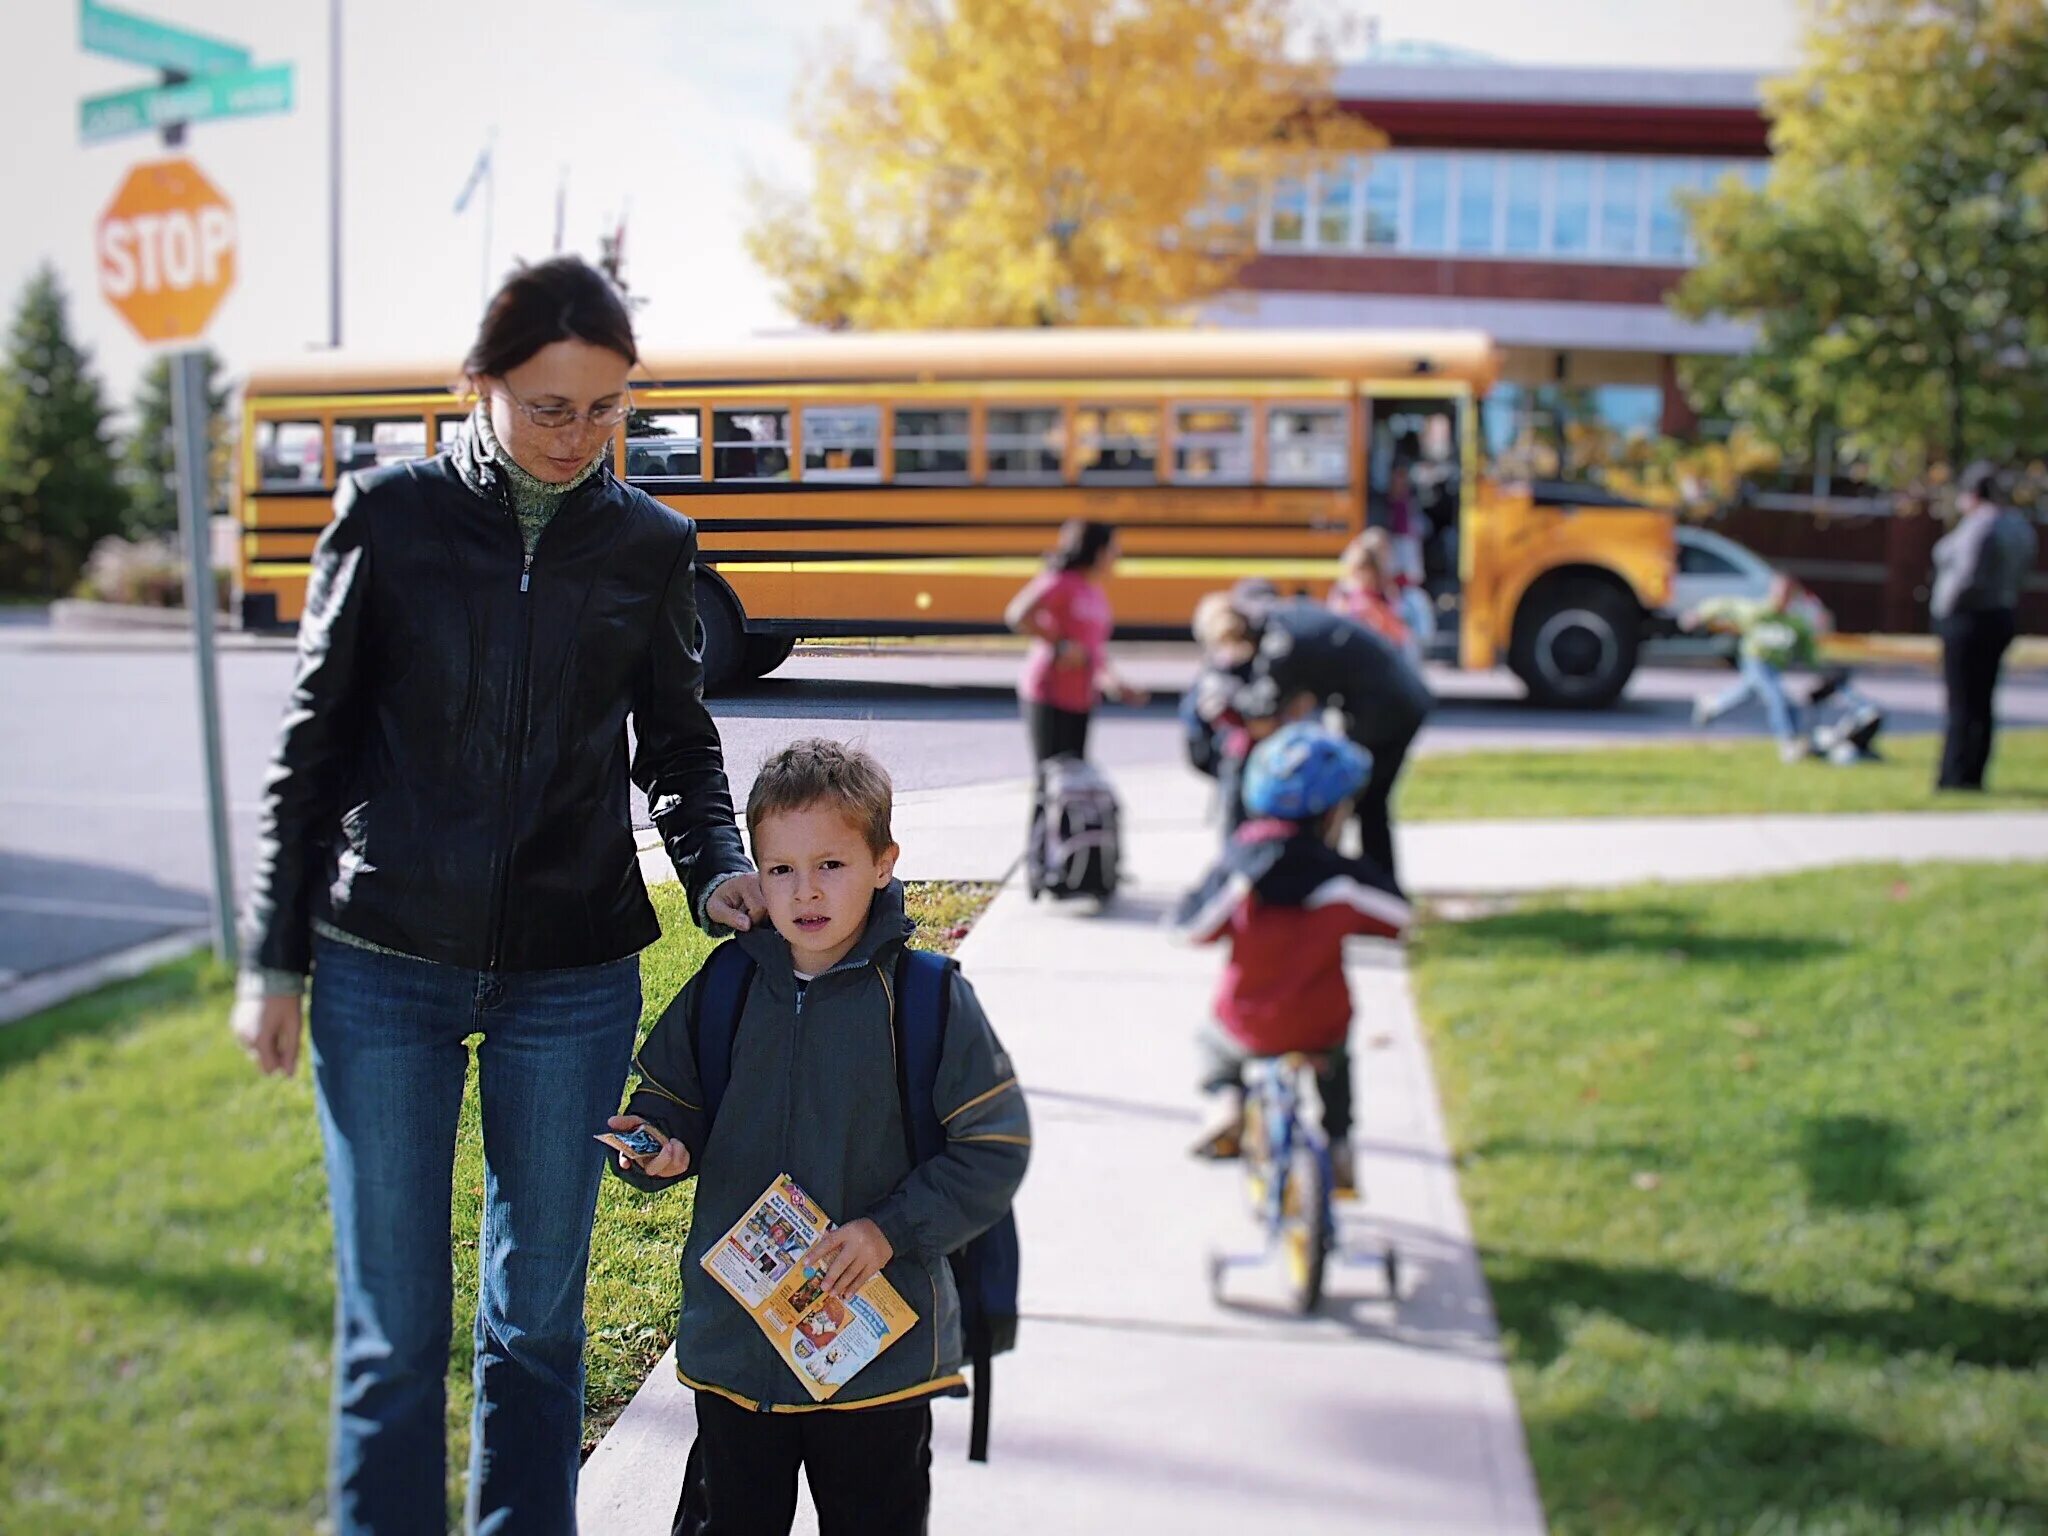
[1240,1090,1271,1211]
[1279,1140,1331,1314]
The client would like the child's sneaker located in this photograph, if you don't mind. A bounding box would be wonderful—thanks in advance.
[1692,694,1715,728]
[1190,1097,1245,1160]
[1329,1139,1358,1197]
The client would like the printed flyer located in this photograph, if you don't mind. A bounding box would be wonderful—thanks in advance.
[700,1173,918,1401]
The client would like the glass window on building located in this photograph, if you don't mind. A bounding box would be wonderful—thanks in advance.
[1364,154,1402,247]
[1647,159,1700,261]
[801,406,881,482]
[1456,156,1499,253]
[1268,177,1308,248]
[626,410,702,480]
[1172,405,1253,484]
[1267,405,1349,486]
[1550,159,1593,254]
[1503,156,1544,255]
[986,407,1064,481]
[1599,158,1643,259]
[893,407,971,482]
[1316,161,1357,249]
[255,420,324,488]
[333,417,427,476]
[1075,406,1159,483]
[712,409,791,482]
[1409,155,1449,252]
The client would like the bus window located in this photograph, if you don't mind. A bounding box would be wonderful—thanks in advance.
[893,407,971,482]
[255,420,325,489]
[1076,405,1159,484]
[436,414,466,451]
[713,409,791,482]
[1172,405,1253,484]
[1267,406,1349,486]
[802,405,880,482]
[985,408,1063,483]
[627,410,702,481]
[334,417,428,475]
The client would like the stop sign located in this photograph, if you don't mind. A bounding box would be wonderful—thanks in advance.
[96,157,237,344]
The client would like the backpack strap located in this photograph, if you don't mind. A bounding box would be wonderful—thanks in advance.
[690,941,758,1123]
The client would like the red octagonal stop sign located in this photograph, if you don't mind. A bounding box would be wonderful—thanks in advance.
[96,157,237,344]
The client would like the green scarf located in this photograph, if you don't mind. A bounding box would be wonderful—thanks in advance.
[473,402,603,556]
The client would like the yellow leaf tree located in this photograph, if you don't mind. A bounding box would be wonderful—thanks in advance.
[748,0,1381,329]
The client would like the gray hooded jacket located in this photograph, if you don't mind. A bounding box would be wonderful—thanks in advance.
[613,882,1029,1411]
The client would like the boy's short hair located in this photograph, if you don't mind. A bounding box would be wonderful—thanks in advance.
[746,738,895,855]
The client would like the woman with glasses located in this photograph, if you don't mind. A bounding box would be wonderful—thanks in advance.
[231,256,764,1535]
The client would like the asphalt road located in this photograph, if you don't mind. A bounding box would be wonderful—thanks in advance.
[4,629,2042,993]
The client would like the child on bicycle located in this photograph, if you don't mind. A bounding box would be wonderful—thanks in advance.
[1172,720,1412,1193]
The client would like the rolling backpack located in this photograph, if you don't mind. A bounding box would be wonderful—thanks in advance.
[1027,754,1120,901]
[686,940,1021,1462]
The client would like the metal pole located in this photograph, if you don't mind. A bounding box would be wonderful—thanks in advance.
[481,147,494,307]
[171,348,237,968]
[329,0,343,348]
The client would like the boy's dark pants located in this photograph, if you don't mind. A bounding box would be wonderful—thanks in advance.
[1198,1029,1353,1142]
[673,1392,932,1536]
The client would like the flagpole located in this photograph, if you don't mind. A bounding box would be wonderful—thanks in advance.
[329,0,343,348]
[481,140,494,306]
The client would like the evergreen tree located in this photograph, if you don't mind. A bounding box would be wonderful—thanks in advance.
[124,348,230,538]
[0,265,130,594]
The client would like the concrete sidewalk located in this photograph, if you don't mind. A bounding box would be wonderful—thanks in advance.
[590,775,2048,1535]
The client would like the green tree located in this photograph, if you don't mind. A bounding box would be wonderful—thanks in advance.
[1674,0,2048,491]
[123,348,231,538]
[748,0,1380,329]
[0,265,130,594]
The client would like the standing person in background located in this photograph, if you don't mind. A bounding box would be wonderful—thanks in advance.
[231,257,764,1535]
[1005,519,1146,766]
[1687,574,1820,764]
[1328,528,1417,664]
[1382,461,1437,654]
[1931,462,2038,790]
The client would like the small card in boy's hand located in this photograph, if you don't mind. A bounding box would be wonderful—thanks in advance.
[597,1124,664,1160]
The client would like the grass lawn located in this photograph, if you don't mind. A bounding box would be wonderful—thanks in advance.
[0,881,991,1535]
[1402,729,2048,822]
[1411,863,2048,1535]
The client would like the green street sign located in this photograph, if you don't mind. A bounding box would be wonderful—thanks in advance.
[79,0,250,78]
[79,63,294,146]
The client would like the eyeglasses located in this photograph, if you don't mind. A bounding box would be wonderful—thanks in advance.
[492,379,633,432]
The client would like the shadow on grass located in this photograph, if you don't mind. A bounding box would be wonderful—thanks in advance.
[1800,1113,1919,1212]
[1433,906,1848,966]
[1488,1253,2046,1372]
[1525,1401,2043,1531]
[0,1232,331,1340]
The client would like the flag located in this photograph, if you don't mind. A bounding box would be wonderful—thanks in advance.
[453,144,492,215]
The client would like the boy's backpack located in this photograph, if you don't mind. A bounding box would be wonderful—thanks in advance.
[689,940,1020,1463]
[1027,754,1120,901]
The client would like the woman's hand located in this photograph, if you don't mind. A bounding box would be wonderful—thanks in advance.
[604,1115,692,1178]
[231,992,304,1076]
[706,872,767,932]
[801,1217,895,1299]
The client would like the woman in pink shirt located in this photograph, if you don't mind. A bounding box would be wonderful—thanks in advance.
[1005,520,1144,764]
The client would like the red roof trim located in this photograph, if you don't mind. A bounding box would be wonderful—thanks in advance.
[1337,98,1769,156]
[1239,253,1691,306]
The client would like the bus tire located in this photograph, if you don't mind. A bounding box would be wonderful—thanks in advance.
[1509,573,1641,709]
[743,634,797,680]
[694,579,745,694]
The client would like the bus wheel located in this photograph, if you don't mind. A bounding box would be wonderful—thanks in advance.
[743,634,796,680]
[1509,575,1640,709]
[694,582,745,694]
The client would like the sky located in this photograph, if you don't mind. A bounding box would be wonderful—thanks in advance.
[0,0,1801,420]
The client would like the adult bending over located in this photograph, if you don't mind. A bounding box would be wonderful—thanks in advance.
[232,258,764,1536]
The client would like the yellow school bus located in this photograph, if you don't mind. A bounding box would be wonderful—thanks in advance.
[237,329,1672,705]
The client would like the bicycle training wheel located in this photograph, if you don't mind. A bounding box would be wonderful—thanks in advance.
[1279,1141,1331,1314]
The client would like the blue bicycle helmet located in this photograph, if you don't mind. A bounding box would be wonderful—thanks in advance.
[1241,721,1373,821]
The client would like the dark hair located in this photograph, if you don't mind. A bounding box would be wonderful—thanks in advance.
[1958,460,2003,503]
[747,738,895,856]
[1049,520,1117,574]
[462,257,639,378]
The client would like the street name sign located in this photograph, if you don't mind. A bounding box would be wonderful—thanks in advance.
[96,158,237,344]
[80,63,294,146]
[79,0,249,77]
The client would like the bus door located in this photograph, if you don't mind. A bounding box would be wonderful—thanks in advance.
[1365,390,1466,658]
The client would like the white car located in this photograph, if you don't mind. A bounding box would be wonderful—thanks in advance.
[1658,525,1834,656]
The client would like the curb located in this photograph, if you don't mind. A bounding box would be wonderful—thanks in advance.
[0,928,211,1027]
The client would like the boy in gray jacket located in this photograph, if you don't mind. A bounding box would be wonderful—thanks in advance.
[607,738,1029,1536]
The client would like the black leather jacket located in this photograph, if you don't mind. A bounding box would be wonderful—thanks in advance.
[242,429,751,975]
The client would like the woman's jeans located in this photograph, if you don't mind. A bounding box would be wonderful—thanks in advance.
[309,935,642,1536]
[1705,654,1799,743]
